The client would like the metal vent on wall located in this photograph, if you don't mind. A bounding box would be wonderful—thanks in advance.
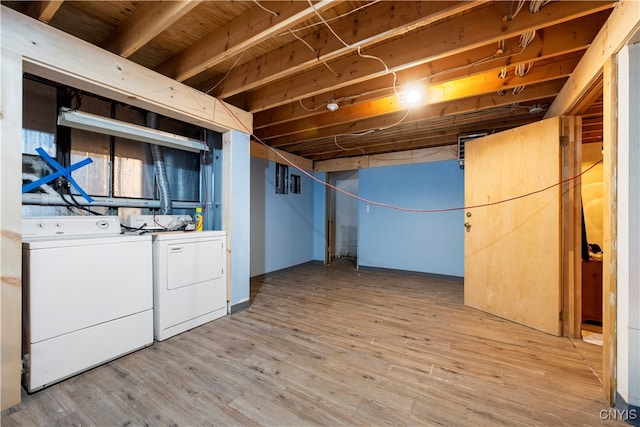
[457,132,488,169]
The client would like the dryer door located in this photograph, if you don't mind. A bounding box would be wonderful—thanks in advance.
[166,238,224,290]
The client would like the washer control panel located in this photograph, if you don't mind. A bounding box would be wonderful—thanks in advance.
[22,216,121,238]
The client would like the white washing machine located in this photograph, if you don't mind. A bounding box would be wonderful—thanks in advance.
[152,230,227,341]
[22,216,153,392]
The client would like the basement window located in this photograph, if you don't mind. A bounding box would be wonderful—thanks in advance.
[290,174,301,194]
[275,163,288,194]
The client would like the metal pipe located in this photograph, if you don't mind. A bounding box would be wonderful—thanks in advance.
[146,112,172,214]
[22,193,198,209]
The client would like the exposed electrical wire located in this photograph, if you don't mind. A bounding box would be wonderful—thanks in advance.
[204,51,247,95]
[298,99,327,112]
[218,99,599,213]
[288,28,316,53]
[515,61,533,77]
[344,110,410,137]
[288,28,340,78]
[334,136,348,151]
[252,0,279,17]
[519,30,536,50]
[282,1,380,37]
[321,61,341,78]
[505,0,526,21]
[153,214,169,230]
[499,67,508,79]
[529,0,552,13]
[307,0,402,104]
[512,85,526,95]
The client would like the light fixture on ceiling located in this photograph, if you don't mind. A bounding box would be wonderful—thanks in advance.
[327,101,339,112]
[398,84,425,107]
[57,107,208,153]
[528,103,544,114]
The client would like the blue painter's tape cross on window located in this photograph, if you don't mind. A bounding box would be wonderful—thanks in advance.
[22,147,94,203]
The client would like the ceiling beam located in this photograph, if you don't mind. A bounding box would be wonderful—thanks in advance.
[250,141,313,171]
[26,0,63,23]
[1,7,252,137]
[266,80,565,148]
[257,55,580,141]
[199,1,484,98]
[296,113,546,160]
[101,1,201,58]
[546,0,640,117]
[254,11,608,130]
[314,145,459,173]
[241,1,615,112]
[293,114,543,158]
[154,0,336,82]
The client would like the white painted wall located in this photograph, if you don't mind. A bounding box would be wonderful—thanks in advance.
[223,130,251,308]
[617,42,640,409]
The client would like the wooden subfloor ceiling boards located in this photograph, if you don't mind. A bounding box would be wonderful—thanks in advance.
[1,262,621,426]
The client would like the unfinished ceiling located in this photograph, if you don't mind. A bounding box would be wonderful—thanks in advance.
[2,1,613,166]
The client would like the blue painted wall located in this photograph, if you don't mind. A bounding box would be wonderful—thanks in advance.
[358,160,464,277]
[250,158,316,276]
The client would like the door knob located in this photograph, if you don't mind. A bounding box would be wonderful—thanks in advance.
[464,222,472,231]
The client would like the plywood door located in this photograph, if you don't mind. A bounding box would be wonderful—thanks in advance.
[464,117,566,336]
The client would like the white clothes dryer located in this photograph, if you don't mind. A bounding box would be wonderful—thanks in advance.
[151,231,227,341]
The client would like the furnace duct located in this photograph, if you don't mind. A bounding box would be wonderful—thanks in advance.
[146,112,172,215]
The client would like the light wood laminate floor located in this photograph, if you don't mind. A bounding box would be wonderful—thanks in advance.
[2,261,620,426]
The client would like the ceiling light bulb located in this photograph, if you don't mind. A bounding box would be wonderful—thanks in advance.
[327,102,339,112]
[398,84,425,107]
[405,89,423,105]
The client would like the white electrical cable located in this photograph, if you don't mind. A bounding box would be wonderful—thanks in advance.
[342,110,410,137]
[289,28,316,52]
[507,0,526,20]
[204,51,247,95]
[529,0,551,13]
[512,85,525,95]
[499,67,508,79]
[519,30,536,50]
[252,0,279,17]
[306,0,402,103]
[298,98,326,112]
[333,136,348,151]
[284,0,380,37]
[515,61,533,77]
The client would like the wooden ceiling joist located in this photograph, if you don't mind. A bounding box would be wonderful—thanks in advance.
[254,11,607,130]
[256,56,579,142]
[546,0,640,117]
[240,1,614,112]
[26,0,63,23]
[101,1,201,58]
[200,0,485,99]
[266,79,565,148]
[154,0,336,82]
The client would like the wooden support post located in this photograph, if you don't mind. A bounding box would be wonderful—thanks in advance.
[602,56,618,406]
